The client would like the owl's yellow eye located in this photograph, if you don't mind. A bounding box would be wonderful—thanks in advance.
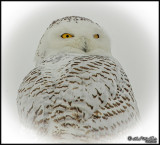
[93,34,99,39]
[61,33,74,39]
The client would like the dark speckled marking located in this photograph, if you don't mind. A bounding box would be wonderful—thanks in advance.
[49,16,100,28]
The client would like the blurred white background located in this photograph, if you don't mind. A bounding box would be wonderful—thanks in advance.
[2,2,158,143]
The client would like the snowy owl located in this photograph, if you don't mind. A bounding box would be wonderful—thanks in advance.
[17,16,140,141]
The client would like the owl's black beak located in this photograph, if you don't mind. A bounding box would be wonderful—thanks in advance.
[82,41,87,52]
[82,48,87,52]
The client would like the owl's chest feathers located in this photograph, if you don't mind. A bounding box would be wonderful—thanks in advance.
[39,55,122,119]
[17,54,139,138]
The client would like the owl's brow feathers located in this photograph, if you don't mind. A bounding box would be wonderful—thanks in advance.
[49,16,100,28]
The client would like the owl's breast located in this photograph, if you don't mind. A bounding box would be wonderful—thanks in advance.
[17,54,139,138]
[44,55,121,120]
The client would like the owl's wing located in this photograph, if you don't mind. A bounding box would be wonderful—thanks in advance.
[17,66,52,132]
[81,56,140,135]
[17,54,140,137]
[17,54,77,133]
[54,55,140,136]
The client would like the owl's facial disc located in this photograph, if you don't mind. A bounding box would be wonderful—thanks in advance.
[60,32,99,53]
[35,16,111,65]
[61,32,89,53]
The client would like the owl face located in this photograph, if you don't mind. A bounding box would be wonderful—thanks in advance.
[35,16,111,65]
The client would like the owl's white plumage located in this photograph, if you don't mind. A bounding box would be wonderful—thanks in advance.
[17,16,140,140]
[35,16,110,66]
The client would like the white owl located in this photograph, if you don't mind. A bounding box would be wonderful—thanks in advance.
[17,16,140,141]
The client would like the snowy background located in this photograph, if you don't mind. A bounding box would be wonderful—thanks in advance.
[2,2,158,143]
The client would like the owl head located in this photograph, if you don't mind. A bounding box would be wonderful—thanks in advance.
[35,16,111,65]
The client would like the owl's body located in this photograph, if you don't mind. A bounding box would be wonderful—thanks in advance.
[17,16,140,140]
